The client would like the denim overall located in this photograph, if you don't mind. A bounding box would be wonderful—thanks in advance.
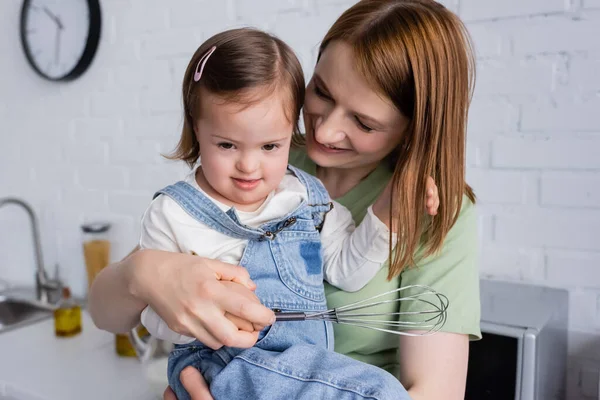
[157,166,410,400]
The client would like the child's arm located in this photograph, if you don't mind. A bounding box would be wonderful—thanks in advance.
[320,202,394,292]
[372,176,440,230]
[321,179,440,292]
[139,196,181,252]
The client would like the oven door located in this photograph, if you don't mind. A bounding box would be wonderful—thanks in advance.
[465,322,536,400]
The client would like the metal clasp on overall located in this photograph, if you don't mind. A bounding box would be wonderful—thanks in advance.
[262,217,297,240]
[313,202,334,232]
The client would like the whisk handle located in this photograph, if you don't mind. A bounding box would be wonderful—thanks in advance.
[273,311,307,321]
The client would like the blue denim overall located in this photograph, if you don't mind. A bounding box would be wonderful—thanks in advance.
[157,166,410,400]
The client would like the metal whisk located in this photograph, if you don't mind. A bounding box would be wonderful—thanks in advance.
[274,285,449,336]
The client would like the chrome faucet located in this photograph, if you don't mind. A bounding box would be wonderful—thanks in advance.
[0,197,61,304]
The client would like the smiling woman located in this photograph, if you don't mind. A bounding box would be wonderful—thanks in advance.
[288,3,479,399]
[303,41,410,198]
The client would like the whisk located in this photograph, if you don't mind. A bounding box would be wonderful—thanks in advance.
[274,285,449,336]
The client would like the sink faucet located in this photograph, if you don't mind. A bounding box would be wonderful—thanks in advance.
[0,197,61,304]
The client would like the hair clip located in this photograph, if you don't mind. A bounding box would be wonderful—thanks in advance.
[193,46,217,82]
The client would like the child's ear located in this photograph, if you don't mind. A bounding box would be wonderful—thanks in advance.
[192,123,201,141]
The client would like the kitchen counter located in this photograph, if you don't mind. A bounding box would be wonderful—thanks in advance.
[0,312,163,400]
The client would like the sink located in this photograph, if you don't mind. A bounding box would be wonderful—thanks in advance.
[0,289,54,334]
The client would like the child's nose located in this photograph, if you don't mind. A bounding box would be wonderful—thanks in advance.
[235,154,259,174]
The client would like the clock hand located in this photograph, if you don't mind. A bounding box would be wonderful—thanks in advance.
[56,15,64,31]
[55,26,60,64]
[56,14,63,65]
[42,6,64,66]
[42,6,61,28]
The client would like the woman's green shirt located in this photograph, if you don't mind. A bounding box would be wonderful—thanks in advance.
[290,150,481,376]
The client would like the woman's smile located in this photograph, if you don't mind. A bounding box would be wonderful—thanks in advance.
[313,138,351,154]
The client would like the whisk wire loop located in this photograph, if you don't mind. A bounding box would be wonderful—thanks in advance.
[274,285,449,337]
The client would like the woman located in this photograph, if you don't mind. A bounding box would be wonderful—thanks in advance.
[89,1,480,399]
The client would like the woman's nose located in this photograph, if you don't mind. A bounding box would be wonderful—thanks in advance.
[313,111,346,145]
[236,153,259,174]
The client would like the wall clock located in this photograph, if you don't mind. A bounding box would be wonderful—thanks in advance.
[20,0,102,81]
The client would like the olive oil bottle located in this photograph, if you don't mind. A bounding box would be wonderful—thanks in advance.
[54,287,82,337]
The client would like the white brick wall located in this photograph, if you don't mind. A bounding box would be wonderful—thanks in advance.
[492,136,600,168]
[460,0,567,21]
[1,0,599,398]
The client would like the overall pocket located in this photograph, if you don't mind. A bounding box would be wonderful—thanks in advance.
[269,229,325,302]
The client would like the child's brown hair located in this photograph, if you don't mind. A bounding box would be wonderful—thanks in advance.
[169,28,305,168]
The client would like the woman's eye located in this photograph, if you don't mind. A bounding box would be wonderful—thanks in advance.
[314,85,331,100]
[262,144,279,151]
[218,142,234,150]
[355,117,373,132]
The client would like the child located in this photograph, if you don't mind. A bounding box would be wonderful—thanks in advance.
[139,28,430,400]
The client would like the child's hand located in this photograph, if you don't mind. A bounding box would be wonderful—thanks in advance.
[425,176,439,216]
[372,175,440,229]
[163,367,213,400]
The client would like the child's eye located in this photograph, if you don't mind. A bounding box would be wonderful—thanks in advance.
[262,144,279,151]
[218,142,235,150]
[354,116,373,133]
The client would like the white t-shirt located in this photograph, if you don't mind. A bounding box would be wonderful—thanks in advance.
[140,168,392,344]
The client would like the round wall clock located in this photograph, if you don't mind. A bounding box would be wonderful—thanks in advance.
[20,0,102,82]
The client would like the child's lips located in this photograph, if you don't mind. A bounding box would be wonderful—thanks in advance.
[232,178,261,190]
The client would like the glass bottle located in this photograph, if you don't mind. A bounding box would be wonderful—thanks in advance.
[116,325,150,358]
[81,222,111,289]
[54,287,82,337]
[81,222,135,356]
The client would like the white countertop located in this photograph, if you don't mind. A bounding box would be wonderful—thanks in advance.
[0,312,166,400]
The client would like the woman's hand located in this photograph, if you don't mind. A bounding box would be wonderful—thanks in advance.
[129,249,275,350]
[220,280,267,333]
[160,280,264,400]
[89,248,274,349]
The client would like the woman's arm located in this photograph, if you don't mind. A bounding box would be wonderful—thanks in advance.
[399,333,469,400]
[88,248,275,349]
[394,195,480,398]
[87,246,146,333]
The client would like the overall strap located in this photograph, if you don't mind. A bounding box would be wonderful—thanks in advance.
[288,165,333,231]
[154,181,263,240]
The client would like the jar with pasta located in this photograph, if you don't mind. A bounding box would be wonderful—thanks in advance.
[81,222,111,290]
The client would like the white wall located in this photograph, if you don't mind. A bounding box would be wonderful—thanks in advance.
[1,0,599,398]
